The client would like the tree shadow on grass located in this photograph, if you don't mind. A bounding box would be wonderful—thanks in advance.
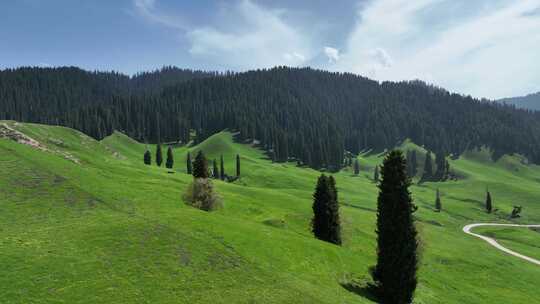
[339,281,380,303]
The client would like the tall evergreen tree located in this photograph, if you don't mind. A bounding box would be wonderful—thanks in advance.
[434,151,447,181]
[236,154,241,177]
[327,176,342,245]
[372,150,418,304]
[144,150,151,165]
[213,159,219,179]
[166,146,174,169]
[374,165,380,182]
[311,175,331,242]
[435,188,442,212]
[486,190,493,213]
[220,155,225,180]
[421,152,433,182]
[156,143,163,167]
[354,159,360,175]
[193,151,209,178]
[186,152,193,174]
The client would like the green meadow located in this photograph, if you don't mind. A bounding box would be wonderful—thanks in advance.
[1,121,539,303]
[474,226,540,261]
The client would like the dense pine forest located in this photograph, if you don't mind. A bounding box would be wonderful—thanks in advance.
[2,66,540,171]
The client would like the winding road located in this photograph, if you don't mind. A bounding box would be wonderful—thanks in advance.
[463,223,540,265]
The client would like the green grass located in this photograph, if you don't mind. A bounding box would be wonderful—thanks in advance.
[473,226,540,260]
[1,121,540,303]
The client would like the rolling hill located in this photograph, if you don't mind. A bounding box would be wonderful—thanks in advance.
[1,121,540,303]
[3,67,540,171]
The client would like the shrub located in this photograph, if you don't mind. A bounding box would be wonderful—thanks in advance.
[183,178,223,211]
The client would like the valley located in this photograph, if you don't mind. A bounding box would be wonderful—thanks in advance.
[1,121,540,303]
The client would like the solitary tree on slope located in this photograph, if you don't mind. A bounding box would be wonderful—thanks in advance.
[156,143,163,167]
[144,150,151,165]
[486,190,493,213]
[220,155,225,180]
[186,152,192,174]
[372,150,419,304]
[435,188,442,212]
[166,146,174,169]
[311,174,342,245]
[327,175,342,245]
[354,159,360,175]
[236,154,241,177]
[183,150,222,211]
[193,151,209,178]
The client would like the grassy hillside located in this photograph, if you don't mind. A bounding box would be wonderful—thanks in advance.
[474,226,540,260]
[1,121,540,303]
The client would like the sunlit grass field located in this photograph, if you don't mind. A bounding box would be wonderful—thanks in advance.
[1,121,540,303]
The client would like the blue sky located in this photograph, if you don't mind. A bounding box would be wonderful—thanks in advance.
[1,0,540,99]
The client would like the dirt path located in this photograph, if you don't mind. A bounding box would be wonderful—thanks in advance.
[463,223,540,266]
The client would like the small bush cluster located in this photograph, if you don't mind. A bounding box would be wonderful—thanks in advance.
[183,178,223,211]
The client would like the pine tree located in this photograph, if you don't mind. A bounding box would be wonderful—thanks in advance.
[220,155,225,180]
[372,150,418,304]
[186,152,192,174]
[166,146,174,169]
[327,176,342,245]
[312,174,331,241]
[193,151,209,178]
[434,151,446,181]
[144,150,151,165]
[421,152,433,182]
[486,190,493,213]
[183,153,222,211]
[236,154,241,177]
[354,159,360,175]
[435,188,442,212]
[213,159,219,179]
[374,165,380,182]
[156,143,163,167]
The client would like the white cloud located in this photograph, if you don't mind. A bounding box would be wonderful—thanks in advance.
[369,48,392,68]
[336,0,540,99]
[323,47,340,63]
[133,0,313,69]
[133,0,187,30]
[186,0,312,69]
[283,52,306,63]
[132,0,540,98]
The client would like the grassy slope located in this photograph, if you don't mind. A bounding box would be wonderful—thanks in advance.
[474,226,540,260]
[1,121,540,303]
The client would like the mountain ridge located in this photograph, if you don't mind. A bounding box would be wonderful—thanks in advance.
[498,92,540,111]
[2,66,540,170]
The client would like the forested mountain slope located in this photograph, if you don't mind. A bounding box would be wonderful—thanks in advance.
[0,66,213,122]
[2,67,540,171]
[498,92,540,111]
